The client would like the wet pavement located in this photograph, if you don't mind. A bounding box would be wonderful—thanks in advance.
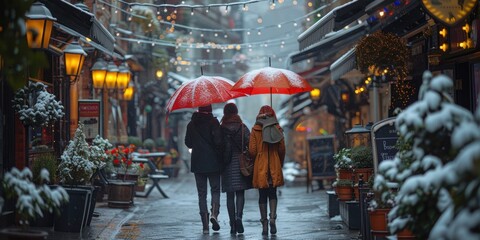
[43,172,360,240]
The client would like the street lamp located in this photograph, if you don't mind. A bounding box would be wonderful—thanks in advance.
[345,123,371,148]
[310,88,321,101]
[25,1,56,49]
[63,41,87,83]
[91,58,107,88]
[117,63,131,89]
[123,85,134,101]
[105,61,119,89]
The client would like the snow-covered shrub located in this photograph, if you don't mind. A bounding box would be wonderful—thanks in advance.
[351,146,373,168]
[334,148,353,170]
[375,71,478,239]
[3,167,69,230]
[89,135,112,171]
[58,123,95,185]
[12,81,64,127]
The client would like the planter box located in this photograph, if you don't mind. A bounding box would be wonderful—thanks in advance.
[326,191,340,218]
[339,200,360,230]
[54,187,93,233]
[108,181,135,208]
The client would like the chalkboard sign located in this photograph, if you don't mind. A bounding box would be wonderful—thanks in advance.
[371,118,399,173]
[306,135,336,192]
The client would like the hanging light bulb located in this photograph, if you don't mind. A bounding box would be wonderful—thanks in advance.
[257,17,263,24]
[243,4,248,11]
[206,7,209,13]
[191,8,194,15]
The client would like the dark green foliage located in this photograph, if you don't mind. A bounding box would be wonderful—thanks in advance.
[351,146,373,168]
[31,153,58,185]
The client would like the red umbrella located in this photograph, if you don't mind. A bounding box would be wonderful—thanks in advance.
[166,75,247,113]
[231,66,313,105]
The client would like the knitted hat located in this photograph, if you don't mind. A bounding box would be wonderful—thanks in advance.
[258,105,275,116]
[198,105,212,113]
[223,103,238,115]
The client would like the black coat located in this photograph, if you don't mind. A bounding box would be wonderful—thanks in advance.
[185,112,222,174]
[220,120,252,192]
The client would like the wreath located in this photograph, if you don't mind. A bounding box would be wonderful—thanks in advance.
[12,81,64,127]
[355,31,409,80]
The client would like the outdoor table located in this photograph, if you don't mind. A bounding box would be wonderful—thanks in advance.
[132,153,169,198]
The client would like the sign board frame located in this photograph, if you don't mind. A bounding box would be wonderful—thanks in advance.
[78,99,101,142]
[306,135,337,193]
[371,117,398,173]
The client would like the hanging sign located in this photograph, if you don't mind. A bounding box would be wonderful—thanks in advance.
[78,100,101,142]
[371,117,399,173]
[421,0,478,26]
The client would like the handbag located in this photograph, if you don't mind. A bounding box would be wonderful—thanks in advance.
[239,124,254,177]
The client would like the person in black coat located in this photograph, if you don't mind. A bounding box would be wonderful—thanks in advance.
[185,105,223,234]
[220,103,252,235]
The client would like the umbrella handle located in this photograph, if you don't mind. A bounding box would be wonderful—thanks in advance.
[200,66,203,75]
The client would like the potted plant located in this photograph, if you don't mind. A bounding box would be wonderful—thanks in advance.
[333,179,353,201]
[0,167,68,239]
[350,145,374,188]
[30,153,59,227]
[106,144,138,208]
[55,123,96,233]
[333,148,353,180]
[155,137,166,151]
[143,138,156,152]
[89,135,113,202]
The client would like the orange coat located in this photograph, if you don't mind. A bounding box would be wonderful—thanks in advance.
[249,124,285,189]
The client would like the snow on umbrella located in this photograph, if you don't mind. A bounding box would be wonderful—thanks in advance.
[166,75,247,113]
[231,66,313,106]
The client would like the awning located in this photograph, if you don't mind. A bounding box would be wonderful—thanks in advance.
[291,22,369,63]
[298,0,369,51]
[42,0,115,52]
[330,48,357,81]
[366,0,424,35]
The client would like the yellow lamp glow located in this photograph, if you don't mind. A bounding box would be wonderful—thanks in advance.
[123,86,134,100]
[440,43,448,52]
[26,2,56,49]
[156,70,164,79]
[63,41,87,82]
[105,61,118,89]
[91,58,107,88]
[116,63,131,89]
[439,28,447,38]
[310,88,320,100]
[462,24,470,33]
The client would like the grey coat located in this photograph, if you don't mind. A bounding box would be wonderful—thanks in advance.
[220,119,252,192]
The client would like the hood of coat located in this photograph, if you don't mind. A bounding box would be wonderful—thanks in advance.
[191,111,215,124]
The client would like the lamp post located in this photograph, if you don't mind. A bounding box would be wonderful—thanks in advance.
[63,41,87,83]
[25,1,56,49]
[117,63,131,90]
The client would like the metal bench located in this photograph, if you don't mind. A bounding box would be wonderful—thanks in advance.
[132,154,169,198]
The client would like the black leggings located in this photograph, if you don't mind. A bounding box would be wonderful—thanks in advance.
[226,190,245,217]
[258,187,277,204]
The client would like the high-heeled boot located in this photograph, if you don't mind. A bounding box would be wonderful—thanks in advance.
[236,211,244,233]
[269,199,277,234]
[227,204,236,234]
[200,213,209,234]
[259,203,268,235]
[210,203,220,231]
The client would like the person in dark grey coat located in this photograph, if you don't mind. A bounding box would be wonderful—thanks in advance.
[185,105,223,234]
[220,103,252,235]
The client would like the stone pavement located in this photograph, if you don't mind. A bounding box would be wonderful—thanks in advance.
[43,172,360,240]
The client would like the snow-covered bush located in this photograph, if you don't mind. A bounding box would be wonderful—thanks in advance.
[334,148,353,170]
[58,123,95,185]
[12,81,64,127]
[3,167,69,230]
[89,135,113,171]
[374,71,479,239]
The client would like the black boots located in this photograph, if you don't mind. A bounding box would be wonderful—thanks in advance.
[269,199,277,234]
[227,204,236,234]
[200,213,209,234]
[259,203,268,235]
[210,203,220,231]
[235,212,244,234]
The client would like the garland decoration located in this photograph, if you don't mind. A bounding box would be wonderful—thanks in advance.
[355,31,409,80]
[12,82,64,127]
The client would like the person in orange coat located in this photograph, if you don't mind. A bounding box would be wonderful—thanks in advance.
[248,105,285,235]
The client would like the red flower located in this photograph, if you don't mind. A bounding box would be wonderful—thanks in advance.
[113,159,120,165]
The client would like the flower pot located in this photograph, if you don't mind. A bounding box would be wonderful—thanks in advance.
[54,187,93,233]
[116,173,139,182]
[369,208,390,237]
[335,185,353,201]
[108,181,135,208]
[397,228,416,240]
[337,169,353,180]
[355,168,373,183]
[0,228,48,240]
[135,184,146,192]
